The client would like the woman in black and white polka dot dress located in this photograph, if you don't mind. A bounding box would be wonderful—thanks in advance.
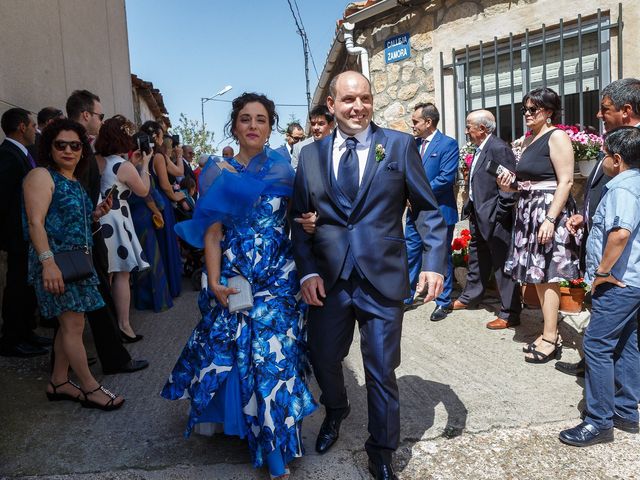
[94,116,151,342]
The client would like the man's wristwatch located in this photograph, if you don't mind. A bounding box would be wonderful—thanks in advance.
[594,270,611,278]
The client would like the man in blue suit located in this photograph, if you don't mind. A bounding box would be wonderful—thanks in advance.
[291,71,447,480]
[404,103,459,321]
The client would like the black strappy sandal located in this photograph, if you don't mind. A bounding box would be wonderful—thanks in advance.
[525,337,562,363]
[523,334,562,353]
[80,385,124,411]
[45,379,82,402]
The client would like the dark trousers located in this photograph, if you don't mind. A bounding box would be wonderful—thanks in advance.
[584,283,640,430]
[52,230,130,370]
[459,211,521,320]
[308,273,403,464]
[405,216,455,307]
[0,249,37,345]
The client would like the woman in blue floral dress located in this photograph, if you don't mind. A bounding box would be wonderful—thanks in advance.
[161,93,316,479]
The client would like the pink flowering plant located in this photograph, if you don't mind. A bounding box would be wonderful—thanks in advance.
[555,124,603,162]
[458,142,475,183]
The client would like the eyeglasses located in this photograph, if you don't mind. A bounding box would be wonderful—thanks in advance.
[520,106,540,116]
[86,111,105,121]
[290,136,305,142]
[53,140,83,152]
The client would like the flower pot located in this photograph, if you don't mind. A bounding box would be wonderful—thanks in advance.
[559,286,585,314]
[521,284,541,309]
[578,159,597,177]
[454,267,469,290]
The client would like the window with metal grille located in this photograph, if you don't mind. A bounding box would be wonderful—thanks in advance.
[439,5,623,145]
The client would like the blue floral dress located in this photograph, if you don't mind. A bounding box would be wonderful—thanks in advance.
[26,169,105,318]
[161,158,317,471]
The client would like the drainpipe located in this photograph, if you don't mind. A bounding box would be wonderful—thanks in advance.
[343,22,370,80]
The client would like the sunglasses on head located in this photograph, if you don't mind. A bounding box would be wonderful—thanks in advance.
[520,106,540,116]
[53,140,83,152]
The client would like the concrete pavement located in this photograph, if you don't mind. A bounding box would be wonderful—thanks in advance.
[1,281,639,480]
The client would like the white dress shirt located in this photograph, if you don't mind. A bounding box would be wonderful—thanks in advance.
[5,137,28,157]
[332,126,371,185]
[468,134,490,201]
[419,130,436,157]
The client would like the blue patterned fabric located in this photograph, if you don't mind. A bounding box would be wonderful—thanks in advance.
[151,161,182,298]
[161,155,317,470]
[129,189,173,312]
[25,169,105,318]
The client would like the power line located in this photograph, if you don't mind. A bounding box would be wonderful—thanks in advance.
[291,0,320,79]
[286,0,311,111]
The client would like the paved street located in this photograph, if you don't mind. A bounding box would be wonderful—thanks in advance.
[1,279,639,480]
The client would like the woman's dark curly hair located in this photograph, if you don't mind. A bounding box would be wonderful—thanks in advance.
[38,118,92,177]
[224,92,279,141]
[94,115,136,156]
[522,87,562,124]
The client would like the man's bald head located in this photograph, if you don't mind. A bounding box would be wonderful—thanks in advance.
[327,70,373,136]
[466,110,496,146]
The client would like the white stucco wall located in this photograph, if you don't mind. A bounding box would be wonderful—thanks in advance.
[0,0,133,134]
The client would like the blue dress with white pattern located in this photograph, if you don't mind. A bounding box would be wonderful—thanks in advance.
[161,154,317,471]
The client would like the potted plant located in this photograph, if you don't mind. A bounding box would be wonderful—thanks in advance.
[457,142,475,186]
[452,229,471,289]
[556,124,603,177]
[558,277,589,313]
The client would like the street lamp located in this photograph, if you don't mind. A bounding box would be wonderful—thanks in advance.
[201,85,233,127]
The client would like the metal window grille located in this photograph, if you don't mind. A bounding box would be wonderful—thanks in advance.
[439,4,623,144]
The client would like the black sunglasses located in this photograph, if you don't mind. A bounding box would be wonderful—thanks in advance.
[53,140,83,152]
[520,106,540,116]
[86,110,105,121]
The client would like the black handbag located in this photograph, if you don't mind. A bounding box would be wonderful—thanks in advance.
[54,182,94,282]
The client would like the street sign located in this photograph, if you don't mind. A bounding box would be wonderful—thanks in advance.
[385,33,410,64]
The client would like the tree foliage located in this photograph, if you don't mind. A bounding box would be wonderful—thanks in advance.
[171,113,216,158]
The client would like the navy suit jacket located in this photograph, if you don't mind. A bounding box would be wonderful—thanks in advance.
[417,130,459,226]
[0,140,33,252]
[290,123,447,301]
[274,145,292,163]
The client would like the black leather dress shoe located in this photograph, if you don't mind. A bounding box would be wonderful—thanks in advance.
[559,421,613,447]
[315,405,350,454]
[613,414,640,433]
[27,334,53,347]
[430,305,452,322]
[368,460,398,480]
[555,359,585,377]
[0,342,48,358]
[102,359,149,375]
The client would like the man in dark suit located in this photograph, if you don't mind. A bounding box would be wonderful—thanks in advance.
[65,89,148,374]
[0,108,51,357]
[291,71,447,480]
[452,110,521,329]
[27,107,64,162]
[274,122,304,163]
[404,103,459,321]
[556,77,640,377]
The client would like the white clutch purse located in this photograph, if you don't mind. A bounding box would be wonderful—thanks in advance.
[227,275,254,313]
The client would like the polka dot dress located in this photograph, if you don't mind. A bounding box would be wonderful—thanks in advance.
[99,155,150,273]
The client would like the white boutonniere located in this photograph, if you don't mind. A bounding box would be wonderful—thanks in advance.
[375,144,385,162]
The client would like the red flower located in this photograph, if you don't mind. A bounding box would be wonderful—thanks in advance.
[463,254,469,263]
[451,238,464,251]
[460,229,471,237]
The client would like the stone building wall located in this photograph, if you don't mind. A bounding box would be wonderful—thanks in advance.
[316,0,635,210]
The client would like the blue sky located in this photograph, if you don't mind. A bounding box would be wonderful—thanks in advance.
[125,0,348,151]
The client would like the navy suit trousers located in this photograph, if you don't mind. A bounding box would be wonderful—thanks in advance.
[307,272,403,464]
